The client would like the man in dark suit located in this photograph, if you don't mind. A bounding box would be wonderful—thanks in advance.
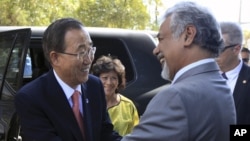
[217,22,250,124]
[15,18,122,141]
[241,47,250,65]
[121,2,236,141]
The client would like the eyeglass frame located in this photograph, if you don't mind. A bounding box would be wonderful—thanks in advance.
[58,46,96,60]
[221,44,239,53]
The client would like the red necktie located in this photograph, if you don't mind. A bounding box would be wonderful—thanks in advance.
[72,90,85,139]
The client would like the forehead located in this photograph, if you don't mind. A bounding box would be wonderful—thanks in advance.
[100,70,118,76]
[64,28,92,48]
[241,51,250,56]
[158,17,171,37]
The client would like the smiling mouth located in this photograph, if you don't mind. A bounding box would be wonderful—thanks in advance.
[156,52,165,66]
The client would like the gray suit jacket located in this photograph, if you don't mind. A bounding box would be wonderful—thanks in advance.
[122,61,236,141]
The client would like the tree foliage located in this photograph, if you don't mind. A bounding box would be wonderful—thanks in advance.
[0,0,150,29]
[1,0,249,44]
[243,29,250,48]
[146,0,163,30]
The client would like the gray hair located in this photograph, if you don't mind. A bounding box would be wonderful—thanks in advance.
[220,22,243,47]
[162,1,223,57]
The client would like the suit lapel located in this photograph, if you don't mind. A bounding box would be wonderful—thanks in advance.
[81,83,93,141]
[45,70,85,141]
[233,63,250,107]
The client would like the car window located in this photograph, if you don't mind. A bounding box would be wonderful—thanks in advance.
[23,51,32,78]
[0,29,31,97]
[0,29,31,140]
[22,36,134,85]
[26,38,49,81]
[92,37,134,83]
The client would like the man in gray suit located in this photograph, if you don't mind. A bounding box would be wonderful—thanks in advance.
[121,1,236,141]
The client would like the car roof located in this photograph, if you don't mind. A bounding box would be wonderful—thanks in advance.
[0,26,157,39]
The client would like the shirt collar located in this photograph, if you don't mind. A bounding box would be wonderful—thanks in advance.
[223,59,242,79]
[172,58,215,84]
[53,69,82,100]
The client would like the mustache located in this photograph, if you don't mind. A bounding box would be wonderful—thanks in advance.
[155,52,165,64]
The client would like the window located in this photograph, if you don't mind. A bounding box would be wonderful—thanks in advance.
[92,37,134,83]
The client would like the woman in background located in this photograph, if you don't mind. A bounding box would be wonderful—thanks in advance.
[91,55,139,136]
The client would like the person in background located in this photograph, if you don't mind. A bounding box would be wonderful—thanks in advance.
[216,21,250,124]
[241,47,250,65]
[91,55,139,136]
[15,18,122,141]
[122,1,236,141]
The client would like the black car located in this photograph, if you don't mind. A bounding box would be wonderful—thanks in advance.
[0,27,169,141]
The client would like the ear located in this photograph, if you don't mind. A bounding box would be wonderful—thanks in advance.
[50,51,60,67]
[183,25,196,46]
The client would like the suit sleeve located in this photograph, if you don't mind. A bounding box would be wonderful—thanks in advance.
[15,91,62,141]
[121,87,188,141]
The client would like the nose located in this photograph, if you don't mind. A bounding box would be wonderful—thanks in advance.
[153,46,164,60]
[83,55,92,64]
[153,46,165,68]
[153,46,160,56]
[83,47,95,64]
[103,78,112,85]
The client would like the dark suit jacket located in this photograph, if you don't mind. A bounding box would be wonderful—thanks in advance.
[233,63,250,124]
[15,70,122,141]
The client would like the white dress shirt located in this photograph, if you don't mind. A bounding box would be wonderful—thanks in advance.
[222,60,242,94]
[53,70,83,115]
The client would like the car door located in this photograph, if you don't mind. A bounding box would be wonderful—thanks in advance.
[0,28,31,141]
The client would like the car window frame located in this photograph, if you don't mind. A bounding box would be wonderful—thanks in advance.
[0,28,31,140]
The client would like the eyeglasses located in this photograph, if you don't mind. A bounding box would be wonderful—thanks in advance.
[58,47,96,60]
[221,44,238,52]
